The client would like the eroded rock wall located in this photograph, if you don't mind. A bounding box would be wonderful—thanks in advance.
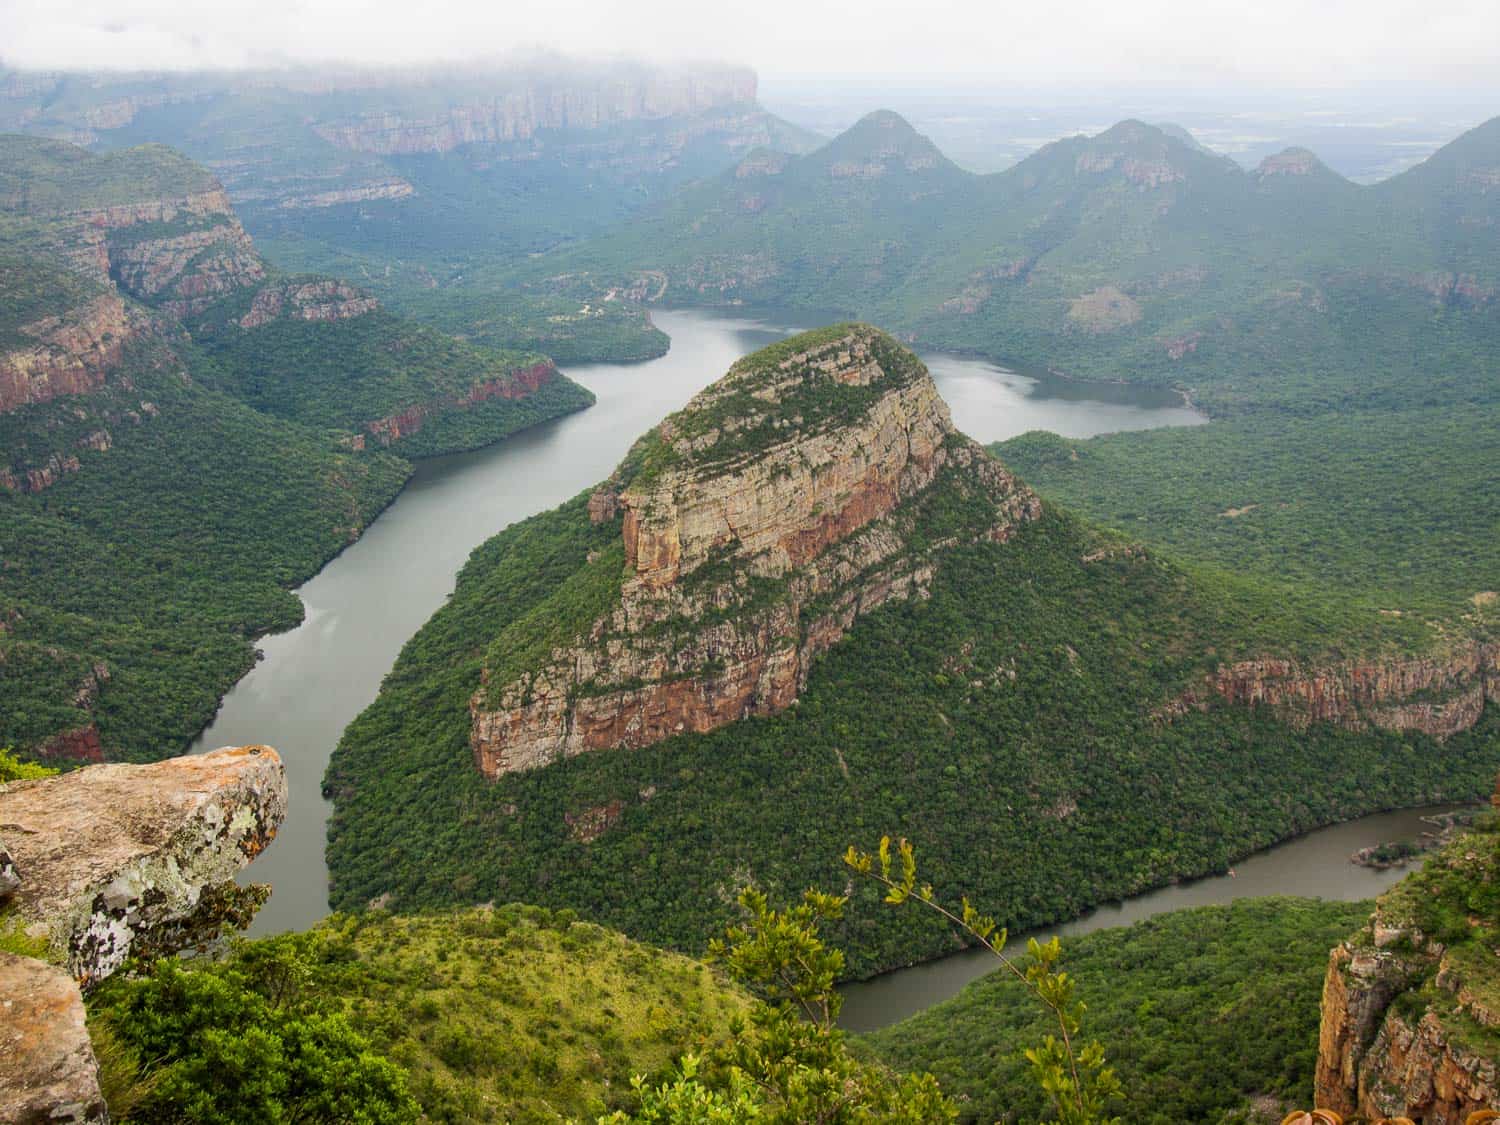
[1203,644,1499,741]
[469,327,1040,776]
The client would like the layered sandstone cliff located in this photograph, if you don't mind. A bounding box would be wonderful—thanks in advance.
[1316,792,1500,1122]
[1180,644,1500,741]
[0,292,152,416]
[469,325,1040,776]
[38,188,265,316]
[311,68,758,155]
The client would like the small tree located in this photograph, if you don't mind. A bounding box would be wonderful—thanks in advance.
[845,836,1122,1125]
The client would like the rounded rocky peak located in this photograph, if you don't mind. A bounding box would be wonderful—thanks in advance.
[820,110,953,176]
[1256,147,1330,177]
[609,324,945,492]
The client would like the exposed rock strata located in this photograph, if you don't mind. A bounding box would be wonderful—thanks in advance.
[0,952,108,1125]
[238,278,379,329]
[1190,644,1499,741]
[1316,805,1500,1121]
[311,69,757,155]
[59,189,265,312]
[0,744,287,985]
[469,326,1040,776]
[0,293,149,415]
[362,358,559,446]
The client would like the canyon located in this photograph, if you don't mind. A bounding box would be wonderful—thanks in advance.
[469,324,1041,776]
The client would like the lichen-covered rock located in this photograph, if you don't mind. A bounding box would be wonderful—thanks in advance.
[0,745,286,985]
[0,836,19,902]
[0,952,108,1125]
[469,325,1040,776]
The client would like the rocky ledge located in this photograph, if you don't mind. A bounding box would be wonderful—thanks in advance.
[469,325,1040,776]
[1315,780,1500,1121]
[0,745,287,985]
[0,293,153,417]
[1177,643,1500,741]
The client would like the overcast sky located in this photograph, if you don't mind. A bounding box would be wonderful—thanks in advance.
[2,0,1498,87]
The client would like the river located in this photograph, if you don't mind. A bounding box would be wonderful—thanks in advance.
[189,306,1211,945]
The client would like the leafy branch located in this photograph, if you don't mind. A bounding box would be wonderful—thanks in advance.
[845,836,1122,1125]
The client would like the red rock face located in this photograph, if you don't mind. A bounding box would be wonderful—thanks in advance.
[0,294,145,416]
[362,360,560,446]
[1200,644,1498,740]
[470,327,1042,777]
[37,724,106,764]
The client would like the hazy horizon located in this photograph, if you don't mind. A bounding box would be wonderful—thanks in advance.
[4,0,1500,89]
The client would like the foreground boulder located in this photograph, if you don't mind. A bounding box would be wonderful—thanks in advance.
[0,744,286,985]
[0,952,108,1125]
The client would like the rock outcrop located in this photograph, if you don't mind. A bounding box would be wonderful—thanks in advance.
[238,278,379,329]
[469,325,1040,776]
[1189,643,1499,741]
[361,358,561,447]
[1315,791,1500,1121]
[0,745,287,985]
[45,189,265,316]
[0,293,152,416]
[0,952,108,1125]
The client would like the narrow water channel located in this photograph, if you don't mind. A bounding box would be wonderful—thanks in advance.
[192,307,1207,938]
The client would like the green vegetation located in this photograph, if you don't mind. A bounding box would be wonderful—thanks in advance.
[997,403,1500,623]
[327,477,1498,978]
[0,135,597,763]
[0,745,59,781]
[0,334,411,760]
[865,897,1371,1124]
[89,903,753,1123]
[187,292,594,453]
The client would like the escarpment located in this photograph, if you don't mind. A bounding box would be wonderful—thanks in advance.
[0,291,154,416]
[469,325,1040,777]
[1316,783,1500,1121]
[1177,643,1500,741]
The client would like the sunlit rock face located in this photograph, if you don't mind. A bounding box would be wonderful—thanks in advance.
[0,744,287,985]
[0,952,109,1125]
[1315,777,1500,1122]
[469,325,1040,776]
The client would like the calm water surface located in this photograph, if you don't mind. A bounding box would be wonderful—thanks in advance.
[191,307,1204,936]
[838,802,1472,1031]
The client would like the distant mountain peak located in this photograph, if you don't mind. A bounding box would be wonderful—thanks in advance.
[816,109,957,178]
[1255,147,1330,178]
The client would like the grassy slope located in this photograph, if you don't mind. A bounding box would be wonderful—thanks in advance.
[90,903,750,1124]
[863,898,1370,1125]
[326,476,1498,978]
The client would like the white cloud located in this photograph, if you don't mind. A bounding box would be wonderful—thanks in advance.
[1,0,1498,86]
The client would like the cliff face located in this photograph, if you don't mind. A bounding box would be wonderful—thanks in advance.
[1195,644,1499,741]
[469,326,1040,777]
[310,69,758,155]
[237,278,379,329]
[359,357,561,448]
[0,292,152,415]
[1316,792,1500,1122]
